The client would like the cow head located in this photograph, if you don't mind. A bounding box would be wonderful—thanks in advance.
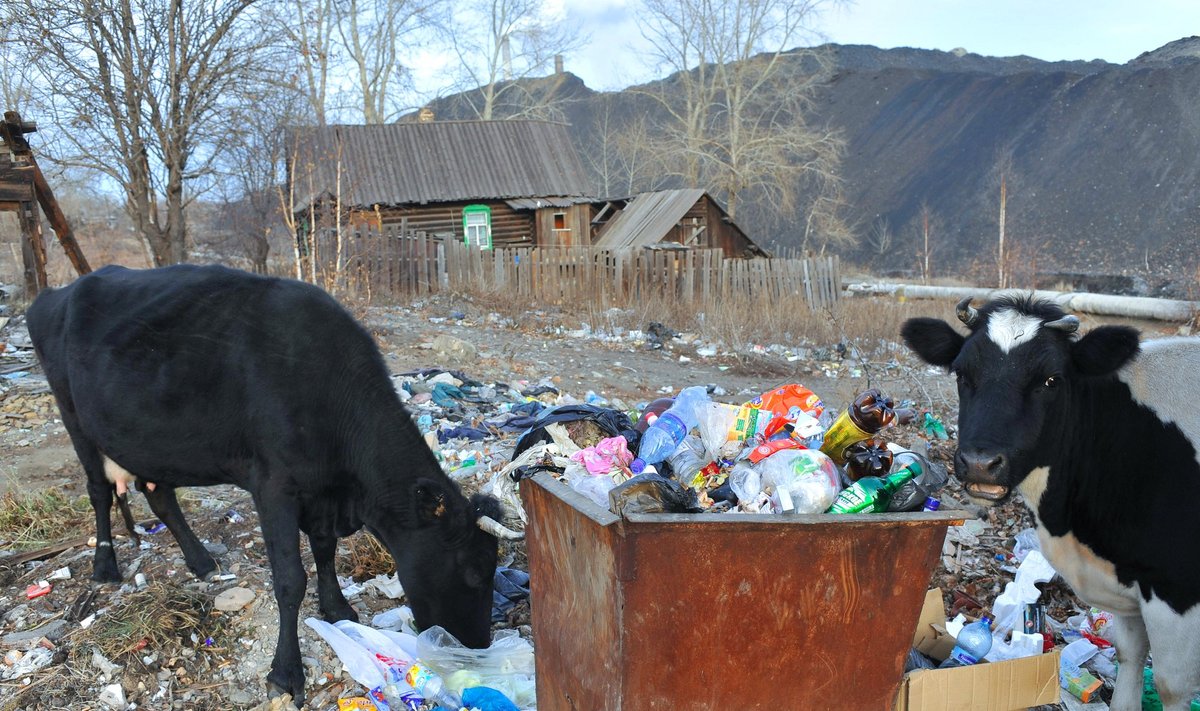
[368,479,521,648]
[901,294,1140,504]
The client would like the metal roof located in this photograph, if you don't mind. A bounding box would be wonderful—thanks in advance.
[592,189,709,249]
[289,120,594,207]
[504,196,592,210]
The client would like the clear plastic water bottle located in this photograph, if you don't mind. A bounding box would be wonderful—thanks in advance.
[632,386,710,469]
[939,615,994,667]
[404,662,460,708]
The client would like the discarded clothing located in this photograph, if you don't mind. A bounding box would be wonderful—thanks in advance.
[492,567,531,622]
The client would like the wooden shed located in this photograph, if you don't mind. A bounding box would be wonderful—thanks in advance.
[287,120,596,249]
[591,189,768,258]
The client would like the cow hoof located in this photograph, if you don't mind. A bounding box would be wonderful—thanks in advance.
[192,559,219,581]
[321,600,359,624]
[92,564,121,583]
[266,671,305,707]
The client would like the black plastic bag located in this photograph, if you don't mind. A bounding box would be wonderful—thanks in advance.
[513,404,639,459]
[608,474,703,517]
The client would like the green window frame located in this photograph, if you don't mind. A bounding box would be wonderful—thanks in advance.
[463,204,493,250]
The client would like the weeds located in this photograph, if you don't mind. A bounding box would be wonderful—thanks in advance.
[338,530,395,579]
[80,582,220,660]
[0,486,92,551]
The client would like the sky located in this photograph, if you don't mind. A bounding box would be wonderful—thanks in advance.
[561,0,1200,91]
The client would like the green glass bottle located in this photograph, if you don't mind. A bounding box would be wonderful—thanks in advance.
[827,462,922,514]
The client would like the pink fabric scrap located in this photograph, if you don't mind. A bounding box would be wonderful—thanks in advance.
[570,436,634,476]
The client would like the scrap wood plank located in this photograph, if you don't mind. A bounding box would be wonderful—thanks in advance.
[0,518,160,568]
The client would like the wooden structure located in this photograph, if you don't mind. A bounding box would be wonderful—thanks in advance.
[288,120,596,251]
[0,111,91,295]
[317,224,841,311]
[591,189,769,258]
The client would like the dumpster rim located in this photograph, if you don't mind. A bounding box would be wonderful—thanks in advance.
[525,472,971,527]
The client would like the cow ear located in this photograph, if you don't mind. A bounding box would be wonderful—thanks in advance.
[1071,325,1140,377]
[412,478,453,526]
[901,318,965,367]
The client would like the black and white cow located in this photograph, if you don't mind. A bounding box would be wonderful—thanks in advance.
[902,294,1200,711]
[26,264,521,703]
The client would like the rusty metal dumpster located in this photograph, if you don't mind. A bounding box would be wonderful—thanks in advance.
[521,472,967,711]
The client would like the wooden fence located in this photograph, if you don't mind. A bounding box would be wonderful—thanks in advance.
[309,226,841,310]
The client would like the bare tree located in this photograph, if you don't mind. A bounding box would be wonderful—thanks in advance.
[580,95,668,197]
[865,216,893,257]
[0,21,35,111]
[985,148,1032,288]
[905,201,942,283]
[445,0,582,120]
[272,0,339,125]
[638,0,849,233]
[335,0,444,123]
[210,87,306,274]
[8,0,269,266]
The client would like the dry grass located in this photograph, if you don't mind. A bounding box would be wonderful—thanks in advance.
[337,530,395,579]
[0,486,92,551]
[79,581,219,660]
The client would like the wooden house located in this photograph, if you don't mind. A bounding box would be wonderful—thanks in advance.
[287,120,596,249]
[591,189,768,258]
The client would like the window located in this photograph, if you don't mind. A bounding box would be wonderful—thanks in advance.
[553,212,567,230]
[462,205,492,250]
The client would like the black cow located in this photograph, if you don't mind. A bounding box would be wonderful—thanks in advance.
[26,264,521,702]
[902,294,1200,711]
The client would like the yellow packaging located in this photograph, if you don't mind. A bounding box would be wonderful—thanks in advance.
[818,409,872,465]
[338,699,376,711]
[730,404,775,441]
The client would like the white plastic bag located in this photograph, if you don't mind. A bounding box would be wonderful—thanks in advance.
[698,402,738,460]
[415,626,536,710]
[729,462,762,505]
[756,449,841,514]
[990,551,1057,637]
[304,617,388,690]
[566,462,621,509]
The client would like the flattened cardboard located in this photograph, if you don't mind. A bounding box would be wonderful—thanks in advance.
[895,589,1061,711]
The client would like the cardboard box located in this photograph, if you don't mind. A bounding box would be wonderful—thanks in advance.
[895,589,1061,711]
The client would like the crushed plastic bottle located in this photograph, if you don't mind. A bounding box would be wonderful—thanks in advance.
[632,386,710,470]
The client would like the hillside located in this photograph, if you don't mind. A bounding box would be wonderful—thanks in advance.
[425,39,1200,294]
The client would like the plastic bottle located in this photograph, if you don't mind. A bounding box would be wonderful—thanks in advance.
[632,386,710,469]
[844,438,894,481]
[922,496,941,512]
[827,461,922,514]
[938,615,994,667]
[819,389,898,464]
[665,434,708,483]
[404,662,461,709]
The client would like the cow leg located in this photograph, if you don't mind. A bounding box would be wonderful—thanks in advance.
[254,489,308,704]
[142,484,218,581]
[1142,597,1200,711]
[56,409,121,582]
[85,474,122,582]
[308,533,358,623]
[1110,612,1150,711]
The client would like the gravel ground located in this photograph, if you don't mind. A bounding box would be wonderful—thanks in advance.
[0,293,1180,710]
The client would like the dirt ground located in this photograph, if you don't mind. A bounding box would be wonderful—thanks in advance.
[0,292,1184,710]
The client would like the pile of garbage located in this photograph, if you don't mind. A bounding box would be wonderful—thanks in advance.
[307,610,532,711]
[501,382,951,520]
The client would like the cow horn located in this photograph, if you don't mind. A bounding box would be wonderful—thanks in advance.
[956,297,980,327]
[477,515,524,540]
[1044,315,1080,333]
